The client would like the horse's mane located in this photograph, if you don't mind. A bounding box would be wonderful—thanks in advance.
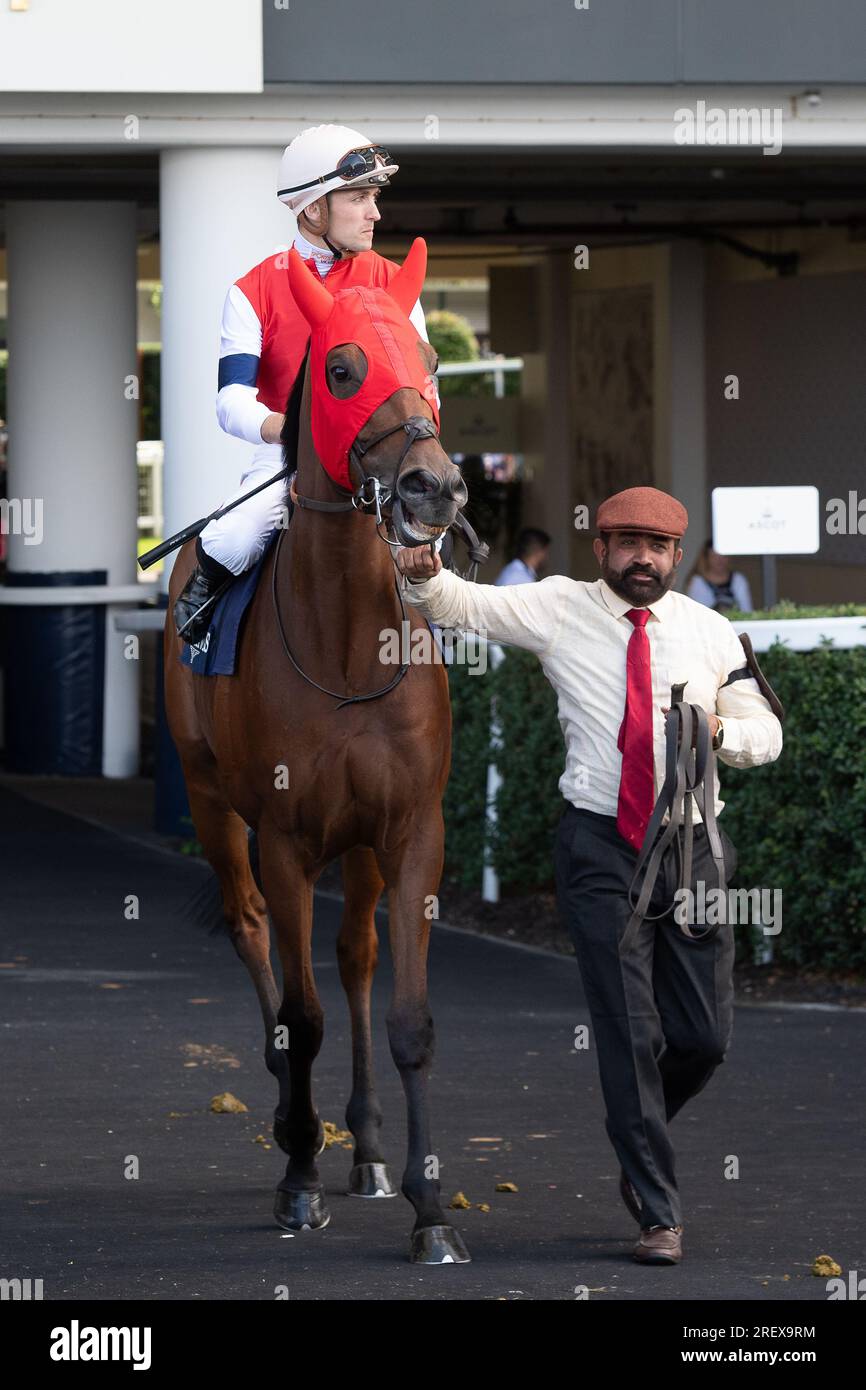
[279,341,310,470]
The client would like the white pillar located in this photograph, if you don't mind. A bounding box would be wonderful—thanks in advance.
[520,252,573,574]
[541,251,575,574]
[158,146,290,587]
[5,200,140,776]
[6,202,138,580]
[654,242,707,578]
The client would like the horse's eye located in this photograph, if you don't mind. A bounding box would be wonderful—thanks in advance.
[326,345,367,397]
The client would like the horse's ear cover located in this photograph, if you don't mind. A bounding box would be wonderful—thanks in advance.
[287,238,439,490]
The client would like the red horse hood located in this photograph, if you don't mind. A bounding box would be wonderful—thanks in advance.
[287,238,439,490]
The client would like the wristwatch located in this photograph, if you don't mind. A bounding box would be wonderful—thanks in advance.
[712,717,725,751]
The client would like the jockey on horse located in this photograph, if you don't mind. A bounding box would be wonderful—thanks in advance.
[173,124,438,644]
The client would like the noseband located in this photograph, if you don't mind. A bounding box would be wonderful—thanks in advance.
[350,413,441,523]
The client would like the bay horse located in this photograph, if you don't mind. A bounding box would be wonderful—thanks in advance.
[164,239,472,1264]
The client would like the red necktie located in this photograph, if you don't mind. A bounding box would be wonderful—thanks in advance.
[616,608,656,852]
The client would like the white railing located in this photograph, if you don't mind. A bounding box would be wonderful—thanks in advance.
[730,615,866,650]
[436,357,523,399]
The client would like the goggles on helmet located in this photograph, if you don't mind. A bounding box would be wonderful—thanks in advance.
[277,145,396,198]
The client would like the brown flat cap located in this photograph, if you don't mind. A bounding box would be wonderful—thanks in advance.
[596,486,688,539]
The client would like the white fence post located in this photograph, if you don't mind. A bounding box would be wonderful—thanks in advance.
[482,641,505,903]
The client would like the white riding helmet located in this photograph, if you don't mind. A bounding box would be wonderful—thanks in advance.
[277,124,399,215]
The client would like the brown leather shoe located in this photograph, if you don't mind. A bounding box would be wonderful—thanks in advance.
[633,1224,683,1264]
[619,1168,643,1224]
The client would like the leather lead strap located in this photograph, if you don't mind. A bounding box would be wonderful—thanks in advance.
[737,633,786,722]
[618,696,727,956]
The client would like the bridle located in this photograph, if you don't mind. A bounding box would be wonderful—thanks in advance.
[618,690,727,955]
[271,396,477,709]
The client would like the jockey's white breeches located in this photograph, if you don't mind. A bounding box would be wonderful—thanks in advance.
[198,443,287,575]
[199,440,448,576]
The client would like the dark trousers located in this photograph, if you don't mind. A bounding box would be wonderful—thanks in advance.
[553,802,738,1229]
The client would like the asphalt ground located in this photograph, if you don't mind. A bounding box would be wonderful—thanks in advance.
[1,785,864,1304]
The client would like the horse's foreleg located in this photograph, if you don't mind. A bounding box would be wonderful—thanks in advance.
[181,757,289,1115]
[376,819,471,1265]
[337,846,397,1199]
[257,819,328,1232]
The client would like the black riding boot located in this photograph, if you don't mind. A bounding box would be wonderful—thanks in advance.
[173,539,234,645]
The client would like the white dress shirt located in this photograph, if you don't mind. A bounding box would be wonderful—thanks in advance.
[400,568,783,823]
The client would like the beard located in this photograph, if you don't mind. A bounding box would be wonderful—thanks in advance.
[602,556,678,606]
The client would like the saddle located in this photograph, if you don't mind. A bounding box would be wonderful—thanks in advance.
[619,634,784,956]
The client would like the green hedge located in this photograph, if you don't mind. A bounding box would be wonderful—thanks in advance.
[489,651,567,890]
[444,632,866,971]
[717,641,866,970]
[442,657,492,887]
[726,601,866,621]
[443,649,564,891]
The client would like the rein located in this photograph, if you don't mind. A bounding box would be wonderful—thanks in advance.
[618,690,727,956]
[270,511,414,710]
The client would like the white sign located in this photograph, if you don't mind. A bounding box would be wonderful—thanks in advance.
[0,0,262,94]
[711,486,820,555]
[438,398,519,454]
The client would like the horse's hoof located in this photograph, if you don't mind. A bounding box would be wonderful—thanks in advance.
[347,1162,398,1198]
[274,1185,330,1232]
[409,1224,471,1265]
